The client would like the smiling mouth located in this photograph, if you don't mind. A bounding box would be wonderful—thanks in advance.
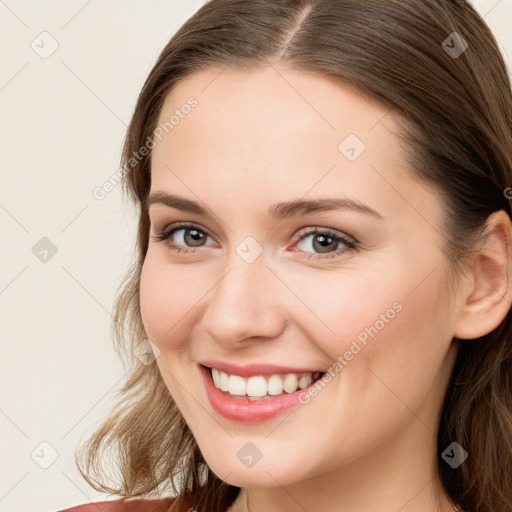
[205,366,326,401]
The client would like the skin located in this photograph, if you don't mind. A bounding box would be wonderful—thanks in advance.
[139,64,512,512]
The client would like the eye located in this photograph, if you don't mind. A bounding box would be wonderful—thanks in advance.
[152,222,358,260]
[151,222,216,254]
[291,227,357,260]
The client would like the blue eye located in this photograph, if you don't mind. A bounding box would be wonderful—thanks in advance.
[152,222,358,260]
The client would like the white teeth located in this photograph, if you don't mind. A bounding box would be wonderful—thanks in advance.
[211,368,221,388]
[299,374,313,389]
[228,375,246,396]
[218,369,229,392]
[283,373,299,393]
[209,368,321,399]
[267,374,283,395]
[246,376,267,397]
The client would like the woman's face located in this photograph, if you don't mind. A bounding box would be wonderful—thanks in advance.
[140,64,462,489]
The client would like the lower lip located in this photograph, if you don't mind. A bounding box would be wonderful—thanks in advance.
[199,364,320,423]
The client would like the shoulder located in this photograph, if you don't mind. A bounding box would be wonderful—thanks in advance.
[58,497,183,512]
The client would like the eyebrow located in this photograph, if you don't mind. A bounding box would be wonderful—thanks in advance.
[145,191,383,221]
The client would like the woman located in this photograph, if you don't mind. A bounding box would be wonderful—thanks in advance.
[60,0,512,511]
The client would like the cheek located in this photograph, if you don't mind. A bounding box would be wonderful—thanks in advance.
[139,255,201,349]
[284,262,454,463]
[276,260,408,361]
[284,251,453,390]
[326,261,453,423]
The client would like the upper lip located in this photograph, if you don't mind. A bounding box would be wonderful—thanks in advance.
[199,360,326,378]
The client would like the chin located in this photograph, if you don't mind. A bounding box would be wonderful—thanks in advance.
[199,443,312,488]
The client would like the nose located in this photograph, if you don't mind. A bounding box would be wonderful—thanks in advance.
[201,252,286,348]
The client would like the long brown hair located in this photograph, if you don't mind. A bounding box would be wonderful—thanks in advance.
[75,1,512,510]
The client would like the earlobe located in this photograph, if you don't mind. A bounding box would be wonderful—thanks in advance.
[453,210,512,340]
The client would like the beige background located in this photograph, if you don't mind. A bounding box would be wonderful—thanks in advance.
[0,1,510,511]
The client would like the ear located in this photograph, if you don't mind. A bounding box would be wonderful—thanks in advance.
[453,210,512,340]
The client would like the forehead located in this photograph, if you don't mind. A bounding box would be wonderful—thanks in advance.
[154,64,396,148]
[148,65,437,227]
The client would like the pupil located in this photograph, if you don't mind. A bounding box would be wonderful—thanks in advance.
[186,229,205,246]
[314,234,336,253]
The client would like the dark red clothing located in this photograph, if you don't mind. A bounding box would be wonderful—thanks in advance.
[59,498,182,512]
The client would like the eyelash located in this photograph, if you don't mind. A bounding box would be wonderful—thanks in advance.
[151,222,358,261]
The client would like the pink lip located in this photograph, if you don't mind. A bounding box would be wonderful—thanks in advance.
[198,359,323,378]
[199,364,322,423]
